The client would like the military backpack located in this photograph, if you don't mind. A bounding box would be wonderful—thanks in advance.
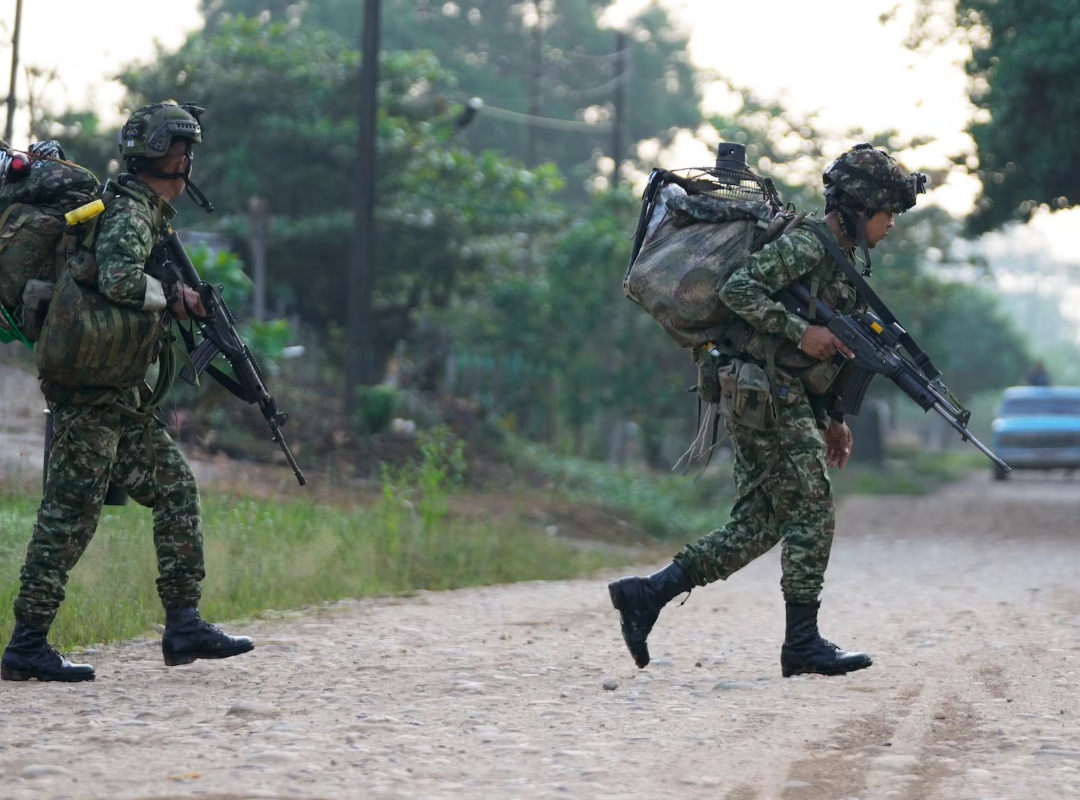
[0,140,101,346]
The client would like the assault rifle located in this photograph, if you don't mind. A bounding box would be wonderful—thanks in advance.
[149,230,307,486]
[777,281,1010,473]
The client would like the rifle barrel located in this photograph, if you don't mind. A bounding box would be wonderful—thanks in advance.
[931,402,1011,473]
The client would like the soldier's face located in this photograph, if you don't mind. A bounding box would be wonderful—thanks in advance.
[864,210,895,248]
[161,152,191,201]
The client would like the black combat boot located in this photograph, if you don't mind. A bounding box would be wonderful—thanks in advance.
[0,620,96,682]
[162,607,254,666]
[780,601,872,677]
[608,562,692,668]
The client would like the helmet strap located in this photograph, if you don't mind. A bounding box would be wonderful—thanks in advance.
[184,179,215,213]
[136,148,214,213]
[855,215,872,277]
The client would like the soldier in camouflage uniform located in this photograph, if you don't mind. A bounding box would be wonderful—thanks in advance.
[610,144,926,677]
[1,103,253,683]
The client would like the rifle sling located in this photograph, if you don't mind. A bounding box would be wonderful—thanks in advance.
[802,222,940,380]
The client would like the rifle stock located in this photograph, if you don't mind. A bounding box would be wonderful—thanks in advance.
[778,283,1010,473]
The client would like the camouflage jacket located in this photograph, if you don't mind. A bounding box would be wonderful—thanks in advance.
[95,175,176,311]
[719,218,865,424]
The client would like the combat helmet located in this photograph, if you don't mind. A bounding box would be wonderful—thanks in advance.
[823,143,926,215]
[823,143,926,274]
[119,101,213,212]
[119,102,203,161]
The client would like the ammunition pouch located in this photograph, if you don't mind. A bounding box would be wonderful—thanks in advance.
[717,358,776,430]
[799,357,847,395]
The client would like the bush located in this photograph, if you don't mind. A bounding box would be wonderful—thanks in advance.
[355,384,399,435]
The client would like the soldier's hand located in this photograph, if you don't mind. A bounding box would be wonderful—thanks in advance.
[171,286,206,321]
[799,326,855,361]
[824,419,853,470]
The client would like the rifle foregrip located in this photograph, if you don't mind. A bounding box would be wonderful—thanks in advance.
[894,370,937,412]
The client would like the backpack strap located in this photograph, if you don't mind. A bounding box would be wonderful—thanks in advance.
[800,219,942,380]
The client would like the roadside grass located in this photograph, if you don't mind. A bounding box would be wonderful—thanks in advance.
[513,439,984,541]
[510,440,737,543]
[830,450,986,496]
[0,429,983,651]
[0,433,621,650]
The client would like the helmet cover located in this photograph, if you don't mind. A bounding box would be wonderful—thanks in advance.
[824,143,927,214]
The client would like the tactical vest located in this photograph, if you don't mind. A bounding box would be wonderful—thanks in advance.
[35,179,170,390]
[738,220,864,395]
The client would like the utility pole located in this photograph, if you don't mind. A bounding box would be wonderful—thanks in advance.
[5,0,23,143]
[526,2,542,167]
[346,0,381,416]
[611,30,627,182]
[247,197,270,322]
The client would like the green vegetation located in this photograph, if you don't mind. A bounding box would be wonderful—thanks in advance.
[906,0,1080,234]
[511,438,735,542]
[512,437,984,542]
[831,450,987,496]
[0,433,618,650]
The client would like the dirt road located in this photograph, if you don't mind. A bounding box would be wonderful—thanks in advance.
[1,472,1080,799]
[3,358,1080,798]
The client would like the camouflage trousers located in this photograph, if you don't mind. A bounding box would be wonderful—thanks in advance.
[674,397,834,603]
[14,396,204,629]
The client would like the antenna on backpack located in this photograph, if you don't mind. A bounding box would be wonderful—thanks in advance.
[715,142,748,173]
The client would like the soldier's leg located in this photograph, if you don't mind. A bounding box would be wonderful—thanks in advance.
[770,405,871,676]
[674,425,783,586]
[13,404,119,628]
[775,449,834,602]
[111,420,252,665]
[609,424,782,668]
[4,404,119,682]
[111,419,204,609]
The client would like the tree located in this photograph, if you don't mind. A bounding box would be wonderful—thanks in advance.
[104,17,562,373]
[904,0,1080,234]
[199,0,704,178]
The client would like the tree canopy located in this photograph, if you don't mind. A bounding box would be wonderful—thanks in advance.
[907,0,1080,234]
[113,17,563,367]
[199,0,703,178]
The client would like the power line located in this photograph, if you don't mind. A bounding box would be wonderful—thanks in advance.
[557,69,632,103]
[477,102,613,133]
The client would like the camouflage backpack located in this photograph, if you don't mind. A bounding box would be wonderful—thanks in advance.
[0,140,101,347]
[623,143,797,352]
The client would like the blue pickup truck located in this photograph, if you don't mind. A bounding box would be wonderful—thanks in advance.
[991,386,1080,480]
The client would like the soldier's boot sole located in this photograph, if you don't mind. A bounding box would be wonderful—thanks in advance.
[781,654,873,678]
[1,664,96,682]
[608,579,653,669]
[163,641,255,667]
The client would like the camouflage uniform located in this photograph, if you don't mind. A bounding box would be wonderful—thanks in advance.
[673,222,860,603]
[13,176,205,629]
